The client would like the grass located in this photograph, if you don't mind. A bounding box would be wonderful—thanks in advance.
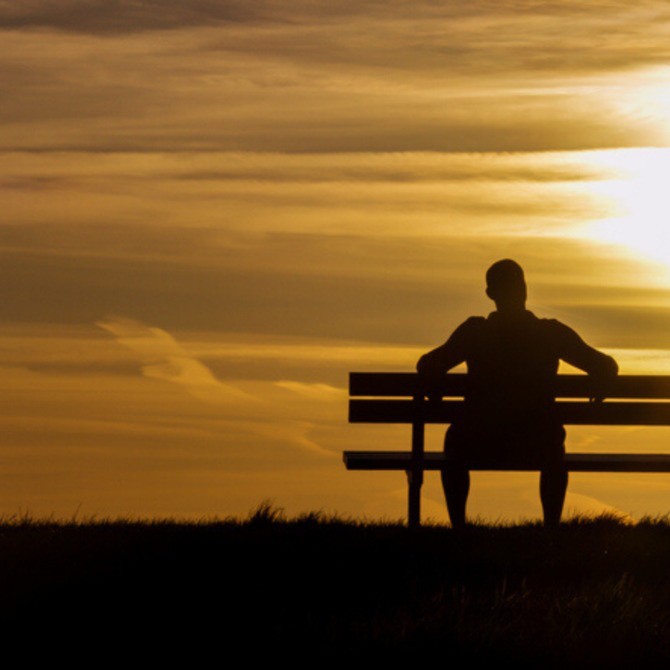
[3,505,670,664]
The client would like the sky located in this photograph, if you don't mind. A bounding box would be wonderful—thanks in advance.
[2,0,670,523]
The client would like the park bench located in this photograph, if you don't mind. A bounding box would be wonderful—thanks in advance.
[343,372,670,527]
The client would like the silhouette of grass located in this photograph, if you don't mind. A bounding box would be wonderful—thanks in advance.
[2,507,670,663]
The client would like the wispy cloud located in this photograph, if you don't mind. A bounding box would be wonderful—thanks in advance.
[4,0,670,79]
[274,381,345,401]
[564,492,634,522]
[2,3,670,152]
[0,1,265,34]
[96,317,338,457]
[97,316,254,403]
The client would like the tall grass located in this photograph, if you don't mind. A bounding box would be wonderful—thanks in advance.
[2,507,670,663]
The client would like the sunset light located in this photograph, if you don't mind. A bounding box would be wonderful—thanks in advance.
[1,1,670,525]
[586,149,670,269]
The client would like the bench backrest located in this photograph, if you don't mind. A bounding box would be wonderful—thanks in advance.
[349,373,670,426]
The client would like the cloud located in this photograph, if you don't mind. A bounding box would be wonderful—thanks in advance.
[563,492,634,522]
[1,220,668,348]
[97,316,254,403]
[606,349,670,374]
[2,4,670,152]
[0,1,263,34]
[274,381,345,401]
[3,0,670,78]
[1,1,668,88]
[554,304,670,350]
[96,317,339,457]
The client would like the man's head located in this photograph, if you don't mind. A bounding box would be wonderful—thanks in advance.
[485,259,527,311]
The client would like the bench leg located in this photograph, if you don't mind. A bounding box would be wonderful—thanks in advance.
[406,468,423,528]
[408,416,425,528]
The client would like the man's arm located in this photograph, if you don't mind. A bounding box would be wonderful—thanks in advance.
[555,322,619,401]
[416,320,474,375]
[416,319,474,398]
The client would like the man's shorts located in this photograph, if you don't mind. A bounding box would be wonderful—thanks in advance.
[444,420,566,469]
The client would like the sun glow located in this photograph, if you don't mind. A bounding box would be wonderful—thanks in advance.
[585,149,670,269]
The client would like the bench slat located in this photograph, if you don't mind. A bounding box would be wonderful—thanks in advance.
[343,451,670,472]
[349,399,670,426]
[350,372,670,399]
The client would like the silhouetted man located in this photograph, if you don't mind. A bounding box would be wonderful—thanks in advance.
[417,259,618,529]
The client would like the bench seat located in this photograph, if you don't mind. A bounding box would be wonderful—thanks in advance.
[344,451,670,472]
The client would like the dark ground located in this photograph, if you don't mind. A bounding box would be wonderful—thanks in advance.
[3,504,670,665]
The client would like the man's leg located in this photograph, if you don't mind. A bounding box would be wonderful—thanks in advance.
[540,465,568,529]
[442,426,471,528]
[441,464,470,529]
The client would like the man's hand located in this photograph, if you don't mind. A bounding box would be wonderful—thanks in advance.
[589,372,617,403]
[416,369,444,403]
[424,383,444,405]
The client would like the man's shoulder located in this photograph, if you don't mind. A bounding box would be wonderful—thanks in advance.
[533,315,568,330]
[456,315,487,331]
[532,315,583,345]
[520,311,569,329]
[446,316,487,343]
[535,316,575,332]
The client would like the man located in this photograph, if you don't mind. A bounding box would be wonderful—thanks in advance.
[416,259,618,529]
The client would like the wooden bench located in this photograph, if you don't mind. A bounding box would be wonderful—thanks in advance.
[343,372,670,527]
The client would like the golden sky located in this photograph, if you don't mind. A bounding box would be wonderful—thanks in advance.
[2,1,670,522]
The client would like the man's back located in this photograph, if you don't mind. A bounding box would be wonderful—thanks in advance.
[449,310,591,421]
